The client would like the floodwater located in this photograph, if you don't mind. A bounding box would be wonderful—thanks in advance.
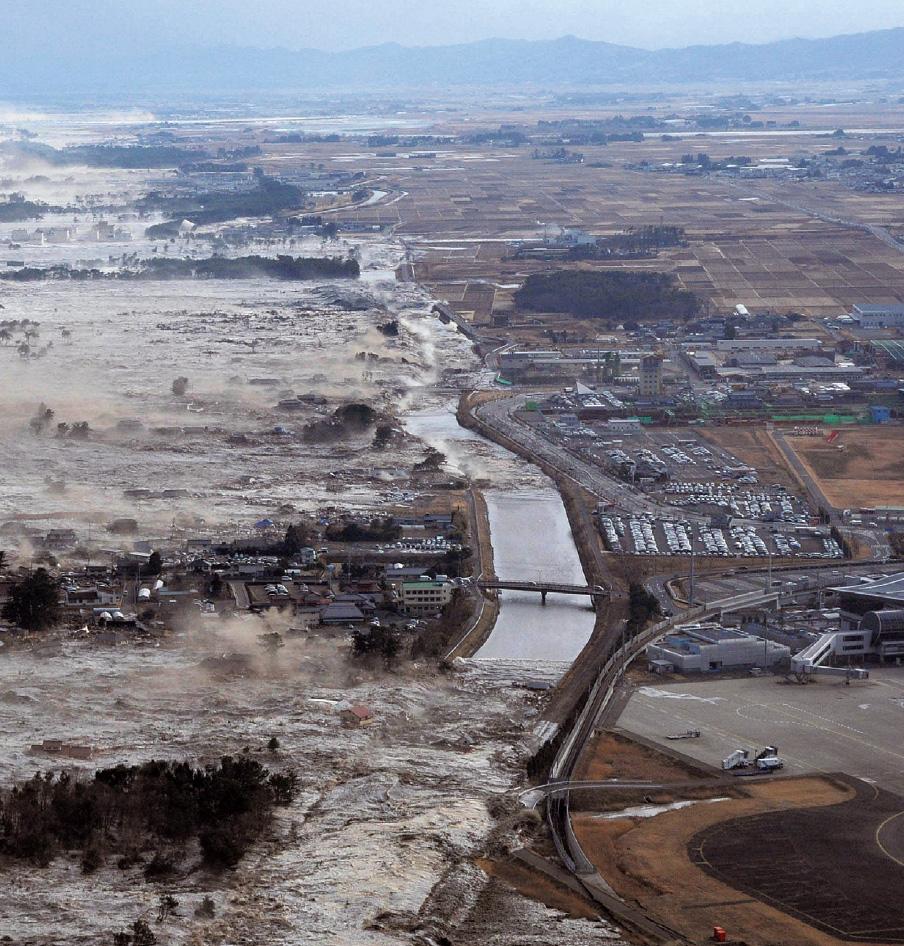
[404,402,595,671]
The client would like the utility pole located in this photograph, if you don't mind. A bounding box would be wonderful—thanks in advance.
[689,528,696,607]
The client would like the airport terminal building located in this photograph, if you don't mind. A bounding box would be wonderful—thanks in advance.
[646,624,790,673]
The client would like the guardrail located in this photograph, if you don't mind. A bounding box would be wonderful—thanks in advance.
[547,604,708,873]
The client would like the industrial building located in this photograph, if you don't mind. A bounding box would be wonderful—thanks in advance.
[850,304,904,329]
[646,624,790,673]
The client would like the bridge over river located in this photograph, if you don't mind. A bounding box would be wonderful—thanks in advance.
[477,579,609,606]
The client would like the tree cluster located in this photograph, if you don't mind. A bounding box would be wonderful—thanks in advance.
[565,225,686,261]
[301,402,376,443]
[325,517,400,543]
[140,177,303,229]
[351,624,401,667]
[626,583,662,637]
[514,269,700,324]
[1,568,60,631]
[0,756,298,872]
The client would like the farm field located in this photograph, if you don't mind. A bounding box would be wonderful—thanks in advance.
[277,124,904,325]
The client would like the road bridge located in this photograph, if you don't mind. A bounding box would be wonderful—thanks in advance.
[478,578,609,605]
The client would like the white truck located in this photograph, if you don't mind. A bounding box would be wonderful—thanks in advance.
[755,746,784,771]
[722,746,784,772]
[721,749,750,771]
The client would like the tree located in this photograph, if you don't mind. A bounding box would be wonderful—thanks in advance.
[28,404,54,434]
[171,376,189,396]
[147,551,162,575]
[195,896,216,919]
[380,629,401,669]
[282,523,310,554]
[156,894,179,923]
[131,919,157,946]
[2,568,60,631]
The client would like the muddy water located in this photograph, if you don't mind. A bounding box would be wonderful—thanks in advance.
[404,403,595,668]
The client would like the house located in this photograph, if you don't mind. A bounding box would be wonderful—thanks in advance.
[384,565,431,586]
[45,528,78,550]
[338,704,374,727]
[320,601,366,625]
[64,585,119,607]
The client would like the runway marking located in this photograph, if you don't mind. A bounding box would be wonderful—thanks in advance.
[778,702,866,736]
[637,687,725,704]
[875,810,904,869]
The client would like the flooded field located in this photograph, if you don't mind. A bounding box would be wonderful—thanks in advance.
[0,118,620,946]
[0,266,484,544]
[0,624,554,945]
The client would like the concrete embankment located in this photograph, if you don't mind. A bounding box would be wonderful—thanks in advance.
[445,488,500,661]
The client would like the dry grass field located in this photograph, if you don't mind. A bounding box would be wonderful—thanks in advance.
[784,427,904,509]
[572,776,870,946]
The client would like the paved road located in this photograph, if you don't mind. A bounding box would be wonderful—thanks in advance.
[476,395,709,523]
[770,428,838,521]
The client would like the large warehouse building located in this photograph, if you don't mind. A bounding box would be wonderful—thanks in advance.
[850,304,904,329]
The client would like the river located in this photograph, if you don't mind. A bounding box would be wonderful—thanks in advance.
[405,403,595,670]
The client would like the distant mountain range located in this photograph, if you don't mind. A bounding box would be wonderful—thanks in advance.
[3,29,904,97]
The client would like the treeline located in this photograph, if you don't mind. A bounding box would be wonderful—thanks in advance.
[0,194,51,221]
[1,255,360,282]
[515,269,700,323]
[0,140,209,169]
[567,225,686,260]
[0,756,297,872]
[141,178,304,233]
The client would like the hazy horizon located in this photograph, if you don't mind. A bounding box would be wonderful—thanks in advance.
[6,0,904,54]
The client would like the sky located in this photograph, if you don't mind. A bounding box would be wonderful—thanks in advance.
[7,0,904,52]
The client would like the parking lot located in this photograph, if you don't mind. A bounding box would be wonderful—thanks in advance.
[598,513,842,559]
[616,669,904,796]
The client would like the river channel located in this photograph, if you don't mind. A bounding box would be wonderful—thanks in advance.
[405,403,595,668]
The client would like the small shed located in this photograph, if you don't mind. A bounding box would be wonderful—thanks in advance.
[648,658,675,675]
